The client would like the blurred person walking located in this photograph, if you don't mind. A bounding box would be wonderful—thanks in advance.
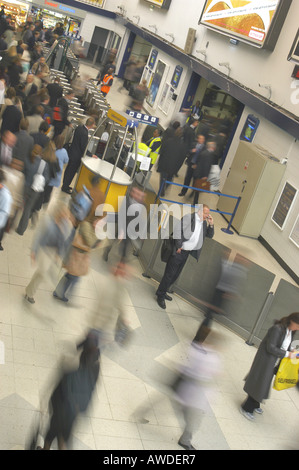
[193,251,248,342]
[36,330,100,450]
[193,141,217,206]
[42,134,69,207]
[53,220,97,302]
[15,144,49,236]
[0,168,12,250]
[240,312,299,421]
[23,204,72,304]
[173,332,222,450]
[178,118,200,197]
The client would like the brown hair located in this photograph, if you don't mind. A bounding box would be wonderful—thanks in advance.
[42,141,56,163]
[276,313,299,328]
[53,134,65,150]
[30,144,43,163]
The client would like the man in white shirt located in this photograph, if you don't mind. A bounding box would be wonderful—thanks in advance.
[156,204,214,309]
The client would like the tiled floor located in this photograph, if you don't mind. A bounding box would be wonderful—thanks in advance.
[0,62,298,451]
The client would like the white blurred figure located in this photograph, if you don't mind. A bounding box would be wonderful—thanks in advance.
[193,251,249,342]
[89,260,133,348]
[173,330,222,450]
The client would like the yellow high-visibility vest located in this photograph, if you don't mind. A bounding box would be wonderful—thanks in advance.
[148,137,161,164]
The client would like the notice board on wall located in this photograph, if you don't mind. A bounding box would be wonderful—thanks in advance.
[271,181,297,230]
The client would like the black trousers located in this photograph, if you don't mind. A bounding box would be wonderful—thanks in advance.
[180,164,194,195]
[156,250,189,298]
[193,289,224,343]
[62,158,80,190]
[242,396,260,414]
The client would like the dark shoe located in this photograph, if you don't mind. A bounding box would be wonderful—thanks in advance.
[61,187,72,194]
[178,440,196,450]
[178,192,186,197]
[25,294,35,304]
[157,296,166,309]
[53,291,68,302]
[15,228,23,235]
[164,294,172,301]
[0,243,3,251]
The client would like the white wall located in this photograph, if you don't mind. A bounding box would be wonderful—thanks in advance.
[102,0,299,116]
[219,107,299,277]
[77,0,299,277]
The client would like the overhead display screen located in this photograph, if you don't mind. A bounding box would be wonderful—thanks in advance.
[199,0,292,50]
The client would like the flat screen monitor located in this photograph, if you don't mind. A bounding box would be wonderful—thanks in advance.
[199,0,292,51]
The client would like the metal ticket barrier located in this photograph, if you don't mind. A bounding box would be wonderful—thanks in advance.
[74,109,139,212]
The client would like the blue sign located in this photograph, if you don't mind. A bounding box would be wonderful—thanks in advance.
[126,110,159,126]
[240,114,260,142]
[148,49,158,69]
[171,65,183,88]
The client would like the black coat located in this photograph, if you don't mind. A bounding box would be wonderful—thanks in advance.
[193,149,215,180]
[157,135,187,176]
[183,124,197,156]
[47,82,63,108]
[69,125,88,163]
[244,323,294,403]
[1,105,22,134]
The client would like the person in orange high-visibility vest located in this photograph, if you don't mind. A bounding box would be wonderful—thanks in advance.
[100,68,114,97]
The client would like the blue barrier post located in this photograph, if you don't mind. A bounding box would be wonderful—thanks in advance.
[221,196,241,235]
[155,179,166,204]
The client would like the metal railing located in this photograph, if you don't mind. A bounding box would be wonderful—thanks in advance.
[155,179,241,235]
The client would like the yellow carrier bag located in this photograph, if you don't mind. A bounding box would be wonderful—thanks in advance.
[273,357,299,391]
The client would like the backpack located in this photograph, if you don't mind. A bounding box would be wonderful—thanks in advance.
[31,160,46,192]
[70,186,93,222]
[53,105,62,122]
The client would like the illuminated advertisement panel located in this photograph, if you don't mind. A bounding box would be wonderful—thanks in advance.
[199,0,292,50]
[144,0,172,9]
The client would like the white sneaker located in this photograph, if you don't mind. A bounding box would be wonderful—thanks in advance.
[240,407,255,421]
[254,407,263,414]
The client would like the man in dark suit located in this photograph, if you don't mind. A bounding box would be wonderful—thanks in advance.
[47,77,63,108]
[156,204,214,309]
[178,118,199,196]
[193,141,217,205]
[61,117,96,194]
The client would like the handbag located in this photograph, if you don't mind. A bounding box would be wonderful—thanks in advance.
[161,235,174,263]
[273,357,299,391]
[193,177,210,192]
[31,160,46,193]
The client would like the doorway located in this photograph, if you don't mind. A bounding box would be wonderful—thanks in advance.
[182,72,244,167]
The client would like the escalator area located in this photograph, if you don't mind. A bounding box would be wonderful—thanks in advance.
[44,36,79,81]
